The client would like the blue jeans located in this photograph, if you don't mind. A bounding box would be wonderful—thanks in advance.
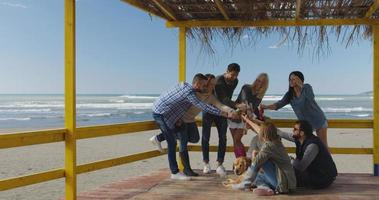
[153,113,179,174]
[178,122,200,152]
[201,112,227,164]
[156,122,200,152]
[254,161,278,190]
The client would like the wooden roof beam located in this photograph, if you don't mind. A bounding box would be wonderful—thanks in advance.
[151,0,177,21]
[166,19,379,28]
[214,0,230,20]
[121,0,168,20]
[295,0,302,19]
[365,0,379,18]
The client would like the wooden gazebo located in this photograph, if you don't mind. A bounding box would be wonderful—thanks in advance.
[1,1,378,199]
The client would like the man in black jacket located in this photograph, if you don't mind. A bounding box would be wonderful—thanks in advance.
[277,120,337,188]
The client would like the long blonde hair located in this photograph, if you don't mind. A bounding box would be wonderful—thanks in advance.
[260,122,280,142]
[252,73,269,99]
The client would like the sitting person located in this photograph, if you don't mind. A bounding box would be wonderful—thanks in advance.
[276,120,337,189]
[246,135,262,160]
[233,119,296,195]
[243,116,337,189]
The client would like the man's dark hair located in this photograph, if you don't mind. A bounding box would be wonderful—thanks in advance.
[204,73,215,80]
[227,63,240,72]
[296,120,313,137]
[192,73,208,84]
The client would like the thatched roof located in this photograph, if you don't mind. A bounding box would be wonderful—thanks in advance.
[122,0,379,56]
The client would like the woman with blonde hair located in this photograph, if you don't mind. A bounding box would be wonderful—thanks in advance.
[233,116,296,195]
[229,73,269,158]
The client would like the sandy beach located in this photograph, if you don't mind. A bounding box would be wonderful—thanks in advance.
[0,127,373,200]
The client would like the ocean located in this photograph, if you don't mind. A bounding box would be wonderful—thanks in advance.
[0,94,373,132]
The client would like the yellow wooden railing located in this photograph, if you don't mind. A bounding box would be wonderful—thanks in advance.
[0,119,373,191]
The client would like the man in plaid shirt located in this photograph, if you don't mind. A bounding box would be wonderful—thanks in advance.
[152,73,231,180]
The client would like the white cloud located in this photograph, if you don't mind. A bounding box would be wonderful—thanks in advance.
[268,45,279,49]
[0,2,27,8]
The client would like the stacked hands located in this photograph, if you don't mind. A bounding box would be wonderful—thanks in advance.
[222,103,255,121]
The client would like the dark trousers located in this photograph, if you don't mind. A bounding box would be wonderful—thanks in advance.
[156,122,200,152]
[201,112,227,164]
[153,113,178,174]
[295,169,335,189]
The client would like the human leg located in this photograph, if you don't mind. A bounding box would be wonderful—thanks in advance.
[153,114,180,175]
[214,116,228,165]
[178,123,198,176]
[316,127,328,148]
[202,112,213,173]
[230,128,246,158]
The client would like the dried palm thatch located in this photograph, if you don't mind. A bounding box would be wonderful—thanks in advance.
[122,0,379,56]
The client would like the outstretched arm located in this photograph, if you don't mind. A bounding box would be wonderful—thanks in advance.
[261,104,277,110]
[261,92,291,111]
[241,114,262,134]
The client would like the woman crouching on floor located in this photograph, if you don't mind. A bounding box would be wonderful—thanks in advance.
[232,116,296,195]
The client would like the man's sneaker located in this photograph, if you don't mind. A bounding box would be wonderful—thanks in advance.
[232,180,252,190]
[216,164,227,177]
[170,172,191,181]
[203,163,211,174]
[149,135,164,153]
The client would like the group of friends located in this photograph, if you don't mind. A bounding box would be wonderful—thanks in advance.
[150,63,337,195]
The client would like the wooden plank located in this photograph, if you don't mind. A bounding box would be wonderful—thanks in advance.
[0,169,64,191]
[151,0,177,21]
[178,26,186,83]
[0,129,65,149]
[365,0,379,18]
[121,0,168,20]
[296,0,302,19]
[187,145,373,155]
[195,119,373,129]
[166,19,379,28]
[64,0,77,198]
[77,150,163,174]
[214,0,229,20]
[0,119,372,149]
[76,121,157,139]
[76,171,379,200]
[373,25,379,176]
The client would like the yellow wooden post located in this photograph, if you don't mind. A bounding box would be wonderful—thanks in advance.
[374,25,379,176]
[178,26,186,83]
[178,26,187,171]
[65,0,77,198]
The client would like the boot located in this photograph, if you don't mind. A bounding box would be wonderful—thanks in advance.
[233,146,239,158]
[236,146,246,157]
[180,151,199,176]
[234,146,246,158]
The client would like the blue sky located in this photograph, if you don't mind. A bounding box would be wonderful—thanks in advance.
[0,0,373,95]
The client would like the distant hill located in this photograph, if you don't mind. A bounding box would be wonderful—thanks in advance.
[359,91,373,95]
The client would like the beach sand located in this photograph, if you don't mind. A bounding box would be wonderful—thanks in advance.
[0,127,374,200]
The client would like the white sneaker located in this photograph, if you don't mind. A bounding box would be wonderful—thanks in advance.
[232,180,252,190]
[216,165,227,177]
[203,163,211,174]
[170,172,191,181]
[149,135,164,153]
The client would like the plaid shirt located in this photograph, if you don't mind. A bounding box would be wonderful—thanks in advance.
[153,82,222,129]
